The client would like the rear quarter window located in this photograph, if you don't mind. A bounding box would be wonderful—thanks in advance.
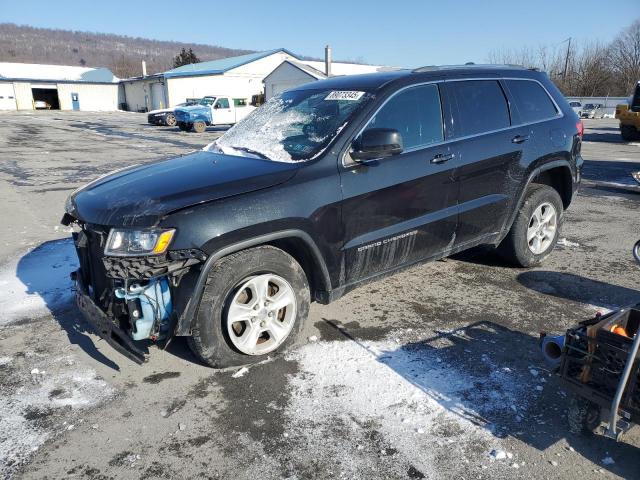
[505,79,559,123]
[449,80,510,137]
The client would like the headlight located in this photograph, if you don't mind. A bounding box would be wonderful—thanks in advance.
[104,228,175,256]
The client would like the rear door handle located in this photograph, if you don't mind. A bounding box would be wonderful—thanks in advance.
[431,153,455,164]
[512,134,530,144]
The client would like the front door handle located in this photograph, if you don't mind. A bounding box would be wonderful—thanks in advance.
[512,134,530,144]
[431,153,455,164]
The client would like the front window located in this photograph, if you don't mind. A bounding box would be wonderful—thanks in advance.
[200,97,216,106]
[360,84,443,150]
[207,89,372,162]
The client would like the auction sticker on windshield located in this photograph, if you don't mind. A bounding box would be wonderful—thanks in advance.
[325,91,365,101]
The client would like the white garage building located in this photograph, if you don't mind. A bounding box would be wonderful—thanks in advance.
[264,55,395,100]
[120,48,300,112]
[0,62,119,111]
[263,58,391,100]
[263,60,327,99]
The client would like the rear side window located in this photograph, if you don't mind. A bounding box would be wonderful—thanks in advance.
[363,84,443,150]
[506,79,558,123]
[216,98,230,109]
[449,80,510,137]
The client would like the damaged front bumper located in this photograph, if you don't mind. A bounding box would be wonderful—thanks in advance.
[74,271,148,364]
[69,223,207,363]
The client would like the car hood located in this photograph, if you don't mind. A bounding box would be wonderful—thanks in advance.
[67,151,300,227]
[148,107,174,114]
[176,105,208,114]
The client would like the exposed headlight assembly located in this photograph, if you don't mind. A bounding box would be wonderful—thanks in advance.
[104,228,175,256]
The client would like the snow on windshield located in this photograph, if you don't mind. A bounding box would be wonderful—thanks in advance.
[205,90,371,163]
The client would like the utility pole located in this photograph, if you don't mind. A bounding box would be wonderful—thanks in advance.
[563,37,572,80]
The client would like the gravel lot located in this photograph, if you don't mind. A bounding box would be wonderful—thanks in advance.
[0,112,639,479]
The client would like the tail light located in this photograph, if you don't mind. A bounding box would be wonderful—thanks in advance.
[576,121,583,139]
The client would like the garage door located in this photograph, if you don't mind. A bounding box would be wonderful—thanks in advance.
[151,83,166,110]
[32,86,60,110]
[0,83,17,110]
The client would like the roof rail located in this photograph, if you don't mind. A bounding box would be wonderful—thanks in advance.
[411,64,530,73]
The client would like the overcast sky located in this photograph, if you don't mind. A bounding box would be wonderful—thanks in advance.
[2,0,639,67]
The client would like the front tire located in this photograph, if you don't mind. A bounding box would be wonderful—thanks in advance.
[188,246,310,368]
[165,113,177,127]
[192,121,206,133]
[498,184,563,267]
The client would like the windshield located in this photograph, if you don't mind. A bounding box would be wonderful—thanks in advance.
[585,104,595,109]
[207,89,372,162]
[199,97,216,106]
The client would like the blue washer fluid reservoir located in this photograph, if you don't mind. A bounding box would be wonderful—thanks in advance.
[115,278,172,341]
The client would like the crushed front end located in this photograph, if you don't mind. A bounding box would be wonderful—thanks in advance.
[63,215,206,363]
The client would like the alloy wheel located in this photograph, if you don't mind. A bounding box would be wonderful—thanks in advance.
[527,202,557,254]
[226,274,297,355]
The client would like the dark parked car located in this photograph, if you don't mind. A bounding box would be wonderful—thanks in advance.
[63,65,583,367]
[147,98,200,126]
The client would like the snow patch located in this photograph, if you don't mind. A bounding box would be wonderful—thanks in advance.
[0,239,77,326]
[284,336,532,476]
[0,356,13,366]
[557,238,580,248]
[490,449,507,460]
[231,367,249,378]
[0,354,114,477]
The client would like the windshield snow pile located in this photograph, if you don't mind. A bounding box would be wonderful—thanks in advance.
[208,90,371,163]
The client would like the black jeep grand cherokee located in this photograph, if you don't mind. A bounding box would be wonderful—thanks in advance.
[63,65,583,367]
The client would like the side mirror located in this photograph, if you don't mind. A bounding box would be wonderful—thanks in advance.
[214,104,221,109]
[351,128,403,161]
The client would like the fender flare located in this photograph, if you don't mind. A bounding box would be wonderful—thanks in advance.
[174,229,331,336]
[499,159,574,243]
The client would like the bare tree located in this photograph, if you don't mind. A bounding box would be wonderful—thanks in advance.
[487,45,537,68]
[573,42,612,96]
[486,19,640,96]
[609,19,640,95]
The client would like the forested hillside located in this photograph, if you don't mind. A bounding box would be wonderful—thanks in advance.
[0,23,254,78]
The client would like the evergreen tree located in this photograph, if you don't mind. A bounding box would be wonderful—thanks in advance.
[173,48,200,68]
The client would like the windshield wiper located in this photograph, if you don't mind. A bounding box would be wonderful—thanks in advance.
[233,146,270,161]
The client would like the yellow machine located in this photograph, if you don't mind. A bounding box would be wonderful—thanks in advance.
[616,81,640,141]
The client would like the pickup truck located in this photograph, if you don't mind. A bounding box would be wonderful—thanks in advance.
[174,96,255,133]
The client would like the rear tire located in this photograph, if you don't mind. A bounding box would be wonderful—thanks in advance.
[188,246,310,368]
[165,113,176,127]
[192,121,206,133]
[498,184,563,267]
[621,125,638,141]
